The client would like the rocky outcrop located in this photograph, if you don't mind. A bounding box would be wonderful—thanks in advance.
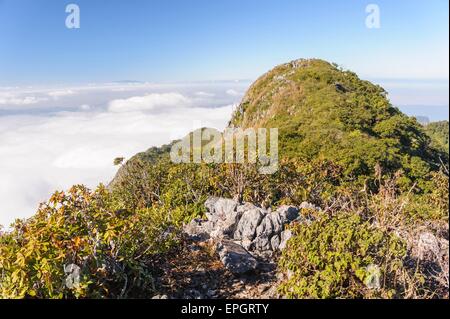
[183,197,319,274]
[234,208,265,249]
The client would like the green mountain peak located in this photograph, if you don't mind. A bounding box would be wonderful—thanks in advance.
[229,58,446,184]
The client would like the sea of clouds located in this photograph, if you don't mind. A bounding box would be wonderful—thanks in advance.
[0,79,448,228]
[0,81,249,227]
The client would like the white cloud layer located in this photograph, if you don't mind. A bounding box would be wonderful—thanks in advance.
[0,92,49,105]
[226,89,241,96]
[47,89,76,99]
[108,92,191,113]
[0,82,246,227]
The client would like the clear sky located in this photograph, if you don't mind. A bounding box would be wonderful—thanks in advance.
[0,0,448,84]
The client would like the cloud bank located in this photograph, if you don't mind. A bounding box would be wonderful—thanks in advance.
[0,82,247,227]
[108,92,192,113]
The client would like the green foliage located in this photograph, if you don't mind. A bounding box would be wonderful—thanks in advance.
[278,212,407,299]
[404,170,449,222]
[424,121,449,155]
[1,155,447,299]
[279,168,449,299]
[112,155,344,213]
[0,185,177,299]
[113,157,125,166]
[229,59,445,190]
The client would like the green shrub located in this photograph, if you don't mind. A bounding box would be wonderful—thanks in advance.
[229,59,445,190]
[0,185,177,299]
[424,121,449,154]
[278,212,407,299]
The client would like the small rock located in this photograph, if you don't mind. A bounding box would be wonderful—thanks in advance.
[417,232,440,260]
[185,289,203,299]
[299,201,321,211]
[335,83,347,93]
[258,283,271,293]
[365,264,381,290]
[279,229,293,251]
[287,269,294,280]
[183,218,213,241]
[187,244,202,252]
[216,240,258,274]
[270,234,281,251]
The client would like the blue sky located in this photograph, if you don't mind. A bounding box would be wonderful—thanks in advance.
[0,0,448,84]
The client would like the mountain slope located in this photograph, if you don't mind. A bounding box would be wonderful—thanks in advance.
[424,121,449,155]
[229,58,446,185]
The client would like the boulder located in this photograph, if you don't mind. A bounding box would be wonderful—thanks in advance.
[205,197,220,214]
[185,198,312,267]
[210,210,243,239]
[254,212,283,251]
[253,236,271,251]
[234,209,265,242]
[205,197,238,221]
[203,197,240,239]
[216,240,258,274]
[257,212,283,236]
[221,210,243,236]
